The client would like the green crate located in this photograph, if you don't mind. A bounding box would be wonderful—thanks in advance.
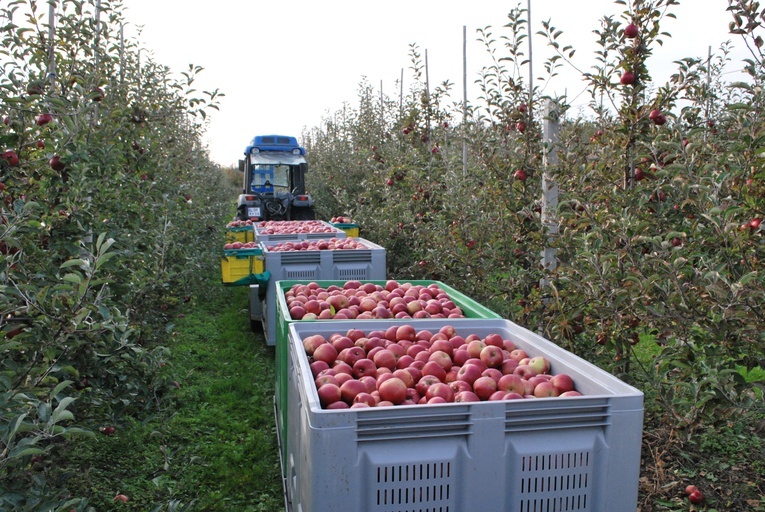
[273,279,501,474]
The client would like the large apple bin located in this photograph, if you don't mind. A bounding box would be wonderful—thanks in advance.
[282,319,644,512]
[272,280,503,502]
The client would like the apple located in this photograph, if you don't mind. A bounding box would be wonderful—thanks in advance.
[509,349,528,362]
[620,71,636,85]
[456,363,483,386]
[428,350,453,371]
[352,358,377,378]
[560,390,583,397]
[425,382,455,402]
[500,358,519,375]
[550,373,575,393]
[481,368,503,383]
[497,374,526,395]
[421,360,447,382]
[513,169,527,181]
[1,150,19,167]
[49,155,66,171]
[113,494,129,503]
[317,383,342,407]
[315,374,339,389]
[533,381,560,398]
[685,485,699,495]
[479,345,504,368]
[624,23,639,38]
[514,364,537,379]
[466,339,487,359]
[472,376,498,400]
[527,356,550,375]
[392,368,415,388]
[327,401,350,409]
[100,426,116,435]
[353,393,376,407]
[310,360,329,378]
[688,490,703,504]
[373,349,398,371]
[516,121,526,133]
[483,333,504,348]
[415,375,441,397]
[340,379,367,404]
[36,113,53,126]
[454,390,480,402]
[312,343,338,365]
[750,218,761,230]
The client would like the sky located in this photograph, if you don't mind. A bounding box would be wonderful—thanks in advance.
[121,1,752,167]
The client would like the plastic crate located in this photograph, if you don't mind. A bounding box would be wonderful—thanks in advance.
[283,319,644,512]
[220,248,265,286]
[273,280,502,480]
[331,222,360,238]
[254,220,347,243]
[261,240,387,346]
[225,226,254,243]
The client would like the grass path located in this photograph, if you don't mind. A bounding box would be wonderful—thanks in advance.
[64,284,285,511]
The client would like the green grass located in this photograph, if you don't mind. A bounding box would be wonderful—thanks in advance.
[60,284,284,511]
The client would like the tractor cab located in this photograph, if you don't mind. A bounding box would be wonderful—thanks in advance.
[236,135,315,221]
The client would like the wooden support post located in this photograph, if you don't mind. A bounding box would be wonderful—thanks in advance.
[540,99,561,288]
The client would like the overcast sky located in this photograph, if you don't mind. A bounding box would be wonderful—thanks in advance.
[122,1,751,167]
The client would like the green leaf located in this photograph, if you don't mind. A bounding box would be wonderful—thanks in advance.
[50,396,77,425]
[63,273,83,284]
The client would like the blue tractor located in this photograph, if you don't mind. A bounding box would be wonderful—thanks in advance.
[236,135,315,221]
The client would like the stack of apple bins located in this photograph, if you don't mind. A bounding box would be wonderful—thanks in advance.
[272,280,504,507]
[283,317,644,512]
[248,221,348,327]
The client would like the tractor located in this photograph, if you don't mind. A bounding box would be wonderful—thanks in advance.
[236,134,315,222]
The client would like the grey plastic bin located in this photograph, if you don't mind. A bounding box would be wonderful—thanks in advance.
[284,318,644,512]
[254,220,347,243]
[260,238,386,345]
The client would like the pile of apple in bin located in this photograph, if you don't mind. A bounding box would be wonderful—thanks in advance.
[266,238,368,252]
[256,220,340,235]
[223,241,258,250]
[284,281,467,321]
[295,287,581,409]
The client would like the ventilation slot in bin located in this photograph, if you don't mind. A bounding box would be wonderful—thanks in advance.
[374,461,453,512]
[518,451,592,512]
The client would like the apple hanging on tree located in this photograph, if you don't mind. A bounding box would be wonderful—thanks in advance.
[624,23,639,39]
[620,71,636,85]
[514,169,528,181]
[2,150,19,167]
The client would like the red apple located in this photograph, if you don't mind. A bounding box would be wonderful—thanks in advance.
[620,71,636,85]
[624,23,639,38]
[480,345,504,369]
[454,390,480,402]
[1,150,19,167]
[312,343,338,365]
[352,358,377,378]
[497,374,526,395]
[513,169,528,181]
[551,373,576,393]
[36,113,53,126]
[473,376,498,400]
[426,382,455,402]
[456,364,483,386]
[317,383,342,407]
